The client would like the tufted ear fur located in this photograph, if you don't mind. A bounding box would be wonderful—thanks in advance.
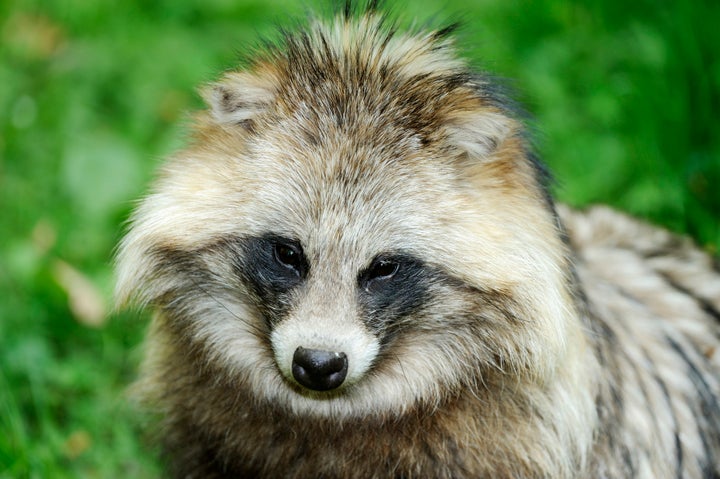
[446,110,515,160]
[201,72,275,126]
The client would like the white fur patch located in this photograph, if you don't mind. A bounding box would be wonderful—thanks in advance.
[270,316,380,390]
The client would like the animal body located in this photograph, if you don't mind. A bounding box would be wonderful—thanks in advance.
[115,4,720,478]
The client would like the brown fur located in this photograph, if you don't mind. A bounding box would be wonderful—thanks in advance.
[116,7,720,478]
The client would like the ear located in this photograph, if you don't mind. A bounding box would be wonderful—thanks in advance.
[201,72,275,126]
[446,110,515,159]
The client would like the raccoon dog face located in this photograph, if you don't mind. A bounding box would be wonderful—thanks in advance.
[116,13,578,420]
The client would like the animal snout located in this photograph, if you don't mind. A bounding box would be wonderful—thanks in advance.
[292,346,348,391]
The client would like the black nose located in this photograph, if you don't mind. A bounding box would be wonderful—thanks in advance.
[292,347,348,391]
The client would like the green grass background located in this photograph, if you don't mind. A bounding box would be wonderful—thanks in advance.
[1,0,718,476]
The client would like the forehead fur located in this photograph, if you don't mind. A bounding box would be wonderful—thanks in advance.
[206,10,514,154]
[268,16,466,140]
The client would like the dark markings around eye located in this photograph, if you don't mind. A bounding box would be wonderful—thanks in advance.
[232,234,309,326]
[357,253,433,334]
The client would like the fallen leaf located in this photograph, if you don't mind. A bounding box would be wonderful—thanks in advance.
[31,219,57,255]
[64,430,92,459]
[52,260,107,328]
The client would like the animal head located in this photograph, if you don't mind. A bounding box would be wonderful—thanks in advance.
[116,9,577,419]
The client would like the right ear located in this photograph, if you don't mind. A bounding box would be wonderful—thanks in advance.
[201,72,275,126]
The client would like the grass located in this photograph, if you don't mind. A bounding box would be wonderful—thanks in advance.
[1,0,718,476]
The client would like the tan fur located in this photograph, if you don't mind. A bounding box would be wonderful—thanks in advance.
[116,8,720,479]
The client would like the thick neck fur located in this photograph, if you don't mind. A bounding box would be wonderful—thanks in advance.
[139,292,599,479]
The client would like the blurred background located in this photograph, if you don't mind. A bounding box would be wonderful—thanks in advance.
[1,0,718,476]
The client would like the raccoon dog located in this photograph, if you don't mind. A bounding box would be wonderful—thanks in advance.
[115,4,720,478]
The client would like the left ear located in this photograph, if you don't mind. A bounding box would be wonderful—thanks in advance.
[200,71,275,127]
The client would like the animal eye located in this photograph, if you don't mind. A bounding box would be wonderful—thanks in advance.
[366,259,399,281]
[273,241,304,274]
